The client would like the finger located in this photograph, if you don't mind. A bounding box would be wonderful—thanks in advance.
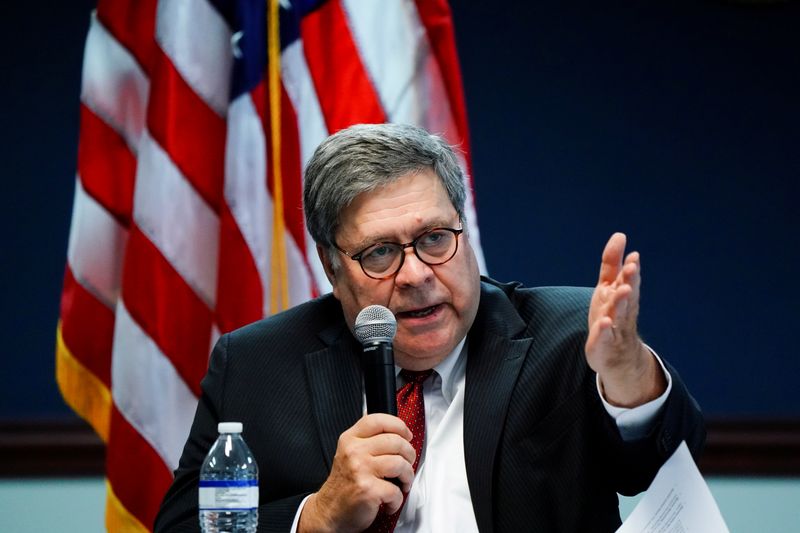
[367,433,417,465]
[353,413,413,441]
[589,287,633,348]
[620,270,640,323]
[586,314,608,346]
[616,254,641,322]
[619,251,640,284]
[610,284,633,323]
[585,315,613,360]
[595,282,632,325]
[378,479,407,515]
[623,252,641,300]
[372,454,415,492]
[597,232,626,285]
[370,456,415,515]
[600,286,642,347]
[624,250,640,267]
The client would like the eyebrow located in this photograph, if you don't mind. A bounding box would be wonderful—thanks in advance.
[351,219,458,251]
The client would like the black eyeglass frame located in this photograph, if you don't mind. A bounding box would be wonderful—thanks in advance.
[334,226,464,280]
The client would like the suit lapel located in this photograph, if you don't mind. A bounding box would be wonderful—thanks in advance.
[305,326,363,469]
[464,281,532,533]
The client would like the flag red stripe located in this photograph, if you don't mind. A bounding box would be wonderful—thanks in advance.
[250,80,319,297]
[78,104,136,227]
[249,78,268,129]
[277,84,307,258]
[252,79,307,259]
[300,0,387,132]
[96,0,158,76]
[216,202,265,333]
[147,49,226,212]
[60,266,114,388]
[413,0,473,173]
[106,405,173,530]
[123,226,212,395]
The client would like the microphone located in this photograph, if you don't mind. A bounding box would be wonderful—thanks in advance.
[354,305,397,416]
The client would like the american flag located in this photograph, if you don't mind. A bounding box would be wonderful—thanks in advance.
[57,0,484,530]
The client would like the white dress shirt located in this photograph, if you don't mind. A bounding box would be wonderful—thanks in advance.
[394,338,473,532]
[291,339,672,532]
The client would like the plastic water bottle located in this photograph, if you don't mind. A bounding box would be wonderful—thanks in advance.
[199,422,259,532]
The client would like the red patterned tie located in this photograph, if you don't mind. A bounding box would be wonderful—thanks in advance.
[366,369,433,533]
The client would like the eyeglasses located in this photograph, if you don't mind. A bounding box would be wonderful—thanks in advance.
[334,226,464,280]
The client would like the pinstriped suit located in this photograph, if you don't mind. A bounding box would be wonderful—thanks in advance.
[155,277,705,533]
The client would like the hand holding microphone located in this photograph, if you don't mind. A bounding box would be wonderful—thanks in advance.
[300,305,415,532]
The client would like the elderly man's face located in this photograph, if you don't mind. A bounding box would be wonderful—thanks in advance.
[324,169,481,370]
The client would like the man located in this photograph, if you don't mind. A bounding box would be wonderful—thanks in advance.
[155,123,704,532]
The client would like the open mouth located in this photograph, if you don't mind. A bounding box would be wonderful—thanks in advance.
[397,304,439,319]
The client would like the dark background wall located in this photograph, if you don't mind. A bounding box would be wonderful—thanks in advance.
[1,1,798,420]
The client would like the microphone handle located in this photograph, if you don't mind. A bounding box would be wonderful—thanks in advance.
[361,341,397,416]
[361,341,403,489]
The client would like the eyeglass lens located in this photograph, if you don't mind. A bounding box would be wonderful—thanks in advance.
[360,228,458,277]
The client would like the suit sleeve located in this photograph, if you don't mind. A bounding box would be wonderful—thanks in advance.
[153,334,310,533]
[595,359,705,496]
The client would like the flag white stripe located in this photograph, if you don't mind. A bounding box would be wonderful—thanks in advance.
[285,230,315,307]
[281,40,333,294]
[225,93,317,311]
[81,12,149,153]
[224,94,273,297]
[67,178,128,310]
[155,0,233,117]
[462,179,487,274]
[281,41,329,170]
[112,301,197,471]
[343,0,456,140]
[134,130,220,308]
[341,0,426,122]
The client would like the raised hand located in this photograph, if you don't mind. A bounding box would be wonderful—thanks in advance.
[298,414,416,533]
[585,233,666,407]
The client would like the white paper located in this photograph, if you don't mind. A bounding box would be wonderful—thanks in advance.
[617,441,729,533]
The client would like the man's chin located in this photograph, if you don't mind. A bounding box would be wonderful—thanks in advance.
[394,339,455,371]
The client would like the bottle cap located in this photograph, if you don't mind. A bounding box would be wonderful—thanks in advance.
[218,422,243,434]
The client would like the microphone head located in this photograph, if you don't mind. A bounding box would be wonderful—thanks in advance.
[354,305,397,345]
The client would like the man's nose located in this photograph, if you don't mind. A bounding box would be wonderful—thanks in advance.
[394,248,433,287]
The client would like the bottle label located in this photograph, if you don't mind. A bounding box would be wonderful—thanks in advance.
[198,480,259,510]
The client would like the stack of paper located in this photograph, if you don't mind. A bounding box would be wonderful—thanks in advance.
[617,441,729,533]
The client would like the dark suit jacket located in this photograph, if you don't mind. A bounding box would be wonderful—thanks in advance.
[154,278,705,533]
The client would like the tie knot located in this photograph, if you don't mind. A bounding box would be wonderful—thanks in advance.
[399,369,434,385]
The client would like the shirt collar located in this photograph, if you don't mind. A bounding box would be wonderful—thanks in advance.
[396,337,467,405]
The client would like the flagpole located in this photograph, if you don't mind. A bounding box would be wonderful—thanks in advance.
[267,0,289,313]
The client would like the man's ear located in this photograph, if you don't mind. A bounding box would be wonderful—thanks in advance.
[317,245,337,286]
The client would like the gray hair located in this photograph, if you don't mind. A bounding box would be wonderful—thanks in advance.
[303,123,467,254]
